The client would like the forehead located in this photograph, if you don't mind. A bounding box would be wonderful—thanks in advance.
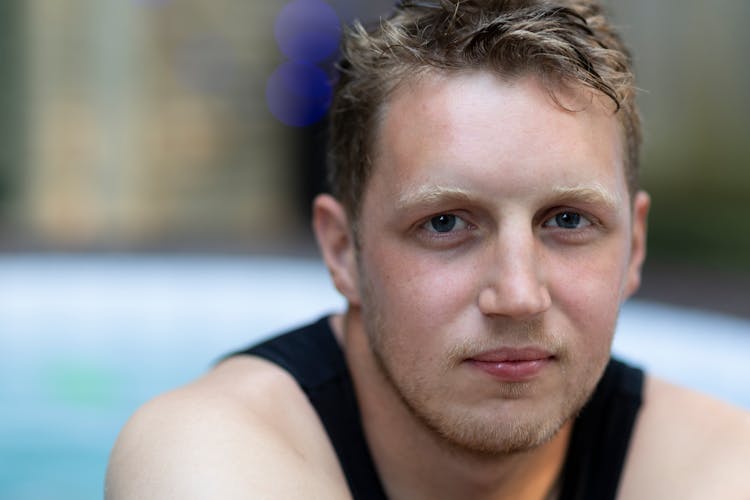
[367,70,627,207]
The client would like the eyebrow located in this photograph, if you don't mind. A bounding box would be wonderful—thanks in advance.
[395,185,473,211]
[552,184,621,210]
[395,183,621,211]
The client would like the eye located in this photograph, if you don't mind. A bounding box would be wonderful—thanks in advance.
[422,214,469,233]
[544,211,592,229]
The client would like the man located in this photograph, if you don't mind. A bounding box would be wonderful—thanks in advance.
[106,1,750,498]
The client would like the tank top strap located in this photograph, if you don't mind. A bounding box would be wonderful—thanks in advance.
[558,358,645,500]
[235,317,388,500]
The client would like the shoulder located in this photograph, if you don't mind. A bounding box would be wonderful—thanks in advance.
[619,375,750,499]
[105,355,350,499]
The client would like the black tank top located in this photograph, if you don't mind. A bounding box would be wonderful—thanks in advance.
[234,317,644,500]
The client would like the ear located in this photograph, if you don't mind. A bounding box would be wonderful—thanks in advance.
[623,190,650,298]
[312,194,362,306]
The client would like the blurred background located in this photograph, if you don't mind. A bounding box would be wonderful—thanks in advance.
[0,0,748,498]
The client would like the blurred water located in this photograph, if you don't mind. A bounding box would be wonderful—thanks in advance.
[0,255,748,499]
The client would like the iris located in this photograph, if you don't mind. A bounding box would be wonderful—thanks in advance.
[430,215,457,233]
[555,212,581,229]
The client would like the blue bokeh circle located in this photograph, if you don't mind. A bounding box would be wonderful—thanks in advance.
[274,0,341,64]
[266,61,332,127]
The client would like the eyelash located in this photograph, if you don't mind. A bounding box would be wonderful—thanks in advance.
[540,208,603,244]
[415,213,476,246]
[414,208,601,246]
[542,210,594,229]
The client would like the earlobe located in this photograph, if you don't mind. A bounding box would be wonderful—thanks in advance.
[312,194,362,305]
[624,190,651,298]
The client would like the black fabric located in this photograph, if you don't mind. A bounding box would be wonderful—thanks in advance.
[236,317,388,500]
[234,317,643,500]
[557,357,644,500]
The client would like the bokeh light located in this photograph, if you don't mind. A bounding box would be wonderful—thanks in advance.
[266,61,332,127]
[266,0,340,127]
[274,0,341,64]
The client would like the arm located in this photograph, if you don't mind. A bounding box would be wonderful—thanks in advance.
[105,357,351,499]
[619,376,750,499]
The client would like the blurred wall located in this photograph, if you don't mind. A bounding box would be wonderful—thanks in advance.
[0,3,24,237]
[18,1,300,250]
[607,0,750,270]
[0,0,748,269]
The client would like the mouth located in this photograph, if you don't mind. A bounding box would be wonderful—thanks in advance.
[467,348,555,382]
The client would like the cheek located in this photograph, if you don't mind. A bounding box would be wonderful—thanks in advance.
[547,246,629,342]
[364,243,476,333]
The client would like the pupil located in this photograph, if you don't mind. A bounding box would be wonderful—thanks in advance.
[556,212,580,228]
[430,214,456,233]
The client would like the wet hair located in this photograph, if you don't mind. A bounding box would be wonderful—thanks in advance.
[328,0,640,221]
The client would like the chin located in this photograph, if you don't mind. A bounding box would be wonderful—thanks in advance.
[411,394,583,457]
[373,345,595,457]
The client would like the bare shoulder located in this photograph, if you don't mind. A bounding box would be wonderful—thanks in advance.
[105,355,350,499]
[619,375,750,499]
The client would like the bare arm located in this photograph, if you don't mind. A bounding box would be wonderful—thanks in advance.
[105,357,351,499]
[619,376,750,499]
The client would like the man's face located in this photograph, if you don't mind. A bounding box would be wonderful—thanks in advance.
[348,70,648,454]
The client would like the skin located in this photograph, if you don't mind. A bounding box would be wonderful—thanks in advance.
[350,70,640,456]
[106,71,750,499]
[317,70,646,499]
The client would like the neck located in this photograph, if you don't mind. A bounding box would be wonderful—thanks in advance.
[336,308,572,500]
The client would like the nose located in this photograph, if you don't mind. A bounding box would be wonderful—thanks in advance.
[477,227,551,319]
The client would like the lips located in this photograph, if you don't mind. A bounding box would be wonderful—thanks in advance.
[467,348,554,381]
[470,347,553,363]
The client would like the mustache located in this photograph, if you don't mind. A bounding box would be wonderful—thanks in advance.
[444,318,566,361]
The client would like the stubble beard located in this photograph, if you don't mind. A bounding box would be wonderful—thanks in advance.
[359,286,604,458]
